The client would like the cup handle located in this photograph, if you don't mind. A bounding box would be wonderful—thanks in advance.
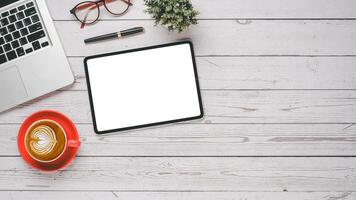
[67,140,80,148]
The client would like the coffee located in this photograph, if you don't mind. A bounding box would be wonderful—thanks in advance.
[25,120,66,162]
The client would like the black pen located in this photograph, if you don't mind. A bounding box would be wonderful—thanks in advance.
[84,27,144,44]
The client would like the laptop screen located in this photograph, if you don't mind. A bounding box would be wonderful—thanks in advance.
[0,0,19,8]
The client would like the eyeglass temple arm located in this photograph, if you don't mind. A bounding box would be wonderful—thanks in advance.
[80,7,93,29]
[81,3,99,28]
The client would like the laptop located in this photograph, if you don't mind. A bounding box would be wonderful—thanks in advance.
[0,0,74,112]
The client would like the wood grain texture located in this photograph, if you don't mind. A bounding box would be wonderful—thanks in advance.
[54,20,356,56]
[1,191,355,200]
[1,0,356,196]
[1,124,356,156]
[0,157,355,191]
[46,0,356,20]
[68,57,356,90]
[1,90,355,124]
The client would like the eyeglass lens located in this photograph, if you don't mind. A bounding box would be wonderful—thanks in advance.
[74,1,99,24]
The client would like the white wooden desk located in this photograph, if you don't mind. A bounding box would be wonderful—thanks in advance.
[1,0,356,199]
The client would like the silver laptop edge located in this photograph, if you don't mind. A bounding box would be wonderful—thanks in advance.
[0,0,74,113]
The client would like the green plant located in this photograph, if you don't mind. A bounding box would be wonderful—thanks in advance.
[144,0,199,32]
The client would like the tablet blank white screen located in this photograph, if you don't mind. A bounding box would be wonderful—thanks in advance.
[86,43,202,132]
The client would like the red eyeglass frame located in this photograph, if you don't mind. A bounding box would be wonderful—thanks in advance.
[70,0,133,29]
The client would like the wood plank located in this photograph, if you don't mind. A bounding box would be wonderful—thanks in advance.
[1,124,356,156]
[46,0,356,20]
[1,90,355,124]
[0,157,355,191]
[68,57,356,90]
[1,191,355,200]
[54,20,356,56]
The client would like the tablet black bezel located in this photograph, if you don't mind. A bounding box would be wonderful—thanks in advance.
[84,41,204,134]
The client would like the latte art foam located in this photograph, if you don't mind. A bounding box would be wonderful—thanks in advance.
[25,120,66,162]
[29,125,58,156]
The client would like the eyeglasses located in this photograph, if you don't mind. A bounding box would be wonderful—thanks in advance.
[70,0,133,29]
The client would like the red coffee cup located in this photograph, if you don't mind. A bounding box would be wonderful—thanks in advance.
[18,110,80,172]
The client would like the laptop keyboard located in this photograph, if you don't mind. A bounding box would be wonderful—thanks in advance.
[0,1,50,65]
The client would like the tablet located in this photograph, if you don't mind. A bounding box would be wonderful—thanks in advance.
[84,41,203,134]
